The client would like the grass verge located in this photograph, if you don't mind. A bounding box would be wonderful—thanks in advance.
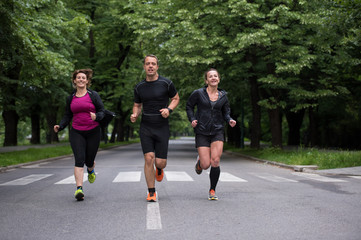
[224,144,361,169]
[0,140,138,168]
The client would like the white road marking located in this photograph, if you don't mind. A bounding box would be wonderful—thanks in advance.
[219,172,248,182]
[147,200,162,230]
[165,171,194,181]
[349,176,361,179]
[0,174,53,186]
[55,173,88,184]
[292,172,347,182]
[113,171,141,182]
[250,173,298,182]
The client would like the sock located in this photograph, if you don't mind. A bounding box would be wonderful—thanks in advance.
[148,188,156,193]
[87,168,94,174]
[77,186,83,190]
[209,166,220,191]
[156,167,162,175]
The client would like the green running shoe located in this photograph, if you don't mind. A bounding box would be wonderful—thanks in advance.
[88,171,96,183]
[74,188,84,201]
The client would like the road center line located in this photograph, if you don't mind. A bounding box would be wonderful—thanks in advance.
[147,201,162,230]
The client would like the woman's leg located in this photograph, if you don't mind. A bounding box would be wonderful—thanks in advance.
[197,147,211,170]
[209,141,223,192]
[70,129,86,188]
[74,167,84,187]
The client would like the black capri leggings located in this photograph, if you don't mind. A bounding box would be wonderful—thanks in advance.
[70,126,101,168]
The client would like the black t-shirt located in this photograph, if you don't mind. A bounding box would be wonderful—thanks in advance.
[134,75,177,125]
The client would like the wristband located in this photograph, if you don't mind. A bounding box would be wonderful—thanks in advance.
[167,107,173,114]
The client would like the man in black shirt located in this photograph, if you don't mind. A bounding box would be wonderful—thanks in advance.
[130,55,180,202]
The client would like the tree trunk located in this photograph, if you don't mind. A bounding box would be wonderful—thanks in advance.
[116,115,125,142]
[249,76,261,149]
[2,109,19,146]
[2,62,21,146]
[285,109,305,146]
[110,118,118,143]
[268,107,282,148]
[227,112,240,147]
[308,107,318,147]
[46,111,59,143]
[30,113,40,144]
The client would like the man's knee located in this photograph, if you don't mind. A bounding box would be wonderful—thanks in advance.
[144,152,155,165]
[155,158,167,169]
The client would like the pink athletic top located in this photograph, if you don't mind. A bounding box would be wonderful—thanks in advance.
[71,93,99,131]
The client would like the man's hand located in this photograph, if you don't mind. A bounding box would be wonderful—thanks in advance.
[160,108,171,118]
[130,113,138,123]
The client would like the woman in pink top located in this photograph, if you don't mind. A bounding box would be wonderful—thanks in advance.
[54,69,105,201]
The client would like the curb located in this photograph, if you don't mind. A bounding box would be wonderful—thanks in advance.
[224,150,317,171]
[224,150,319,172]
[0,144,130,173]
[224,150,361,176]
[0,154,73,173]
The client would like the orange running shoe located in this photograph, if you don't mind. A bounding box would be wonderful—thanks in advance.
[155,168,164,182]
[147,191,157,202]
[208,189,218,201]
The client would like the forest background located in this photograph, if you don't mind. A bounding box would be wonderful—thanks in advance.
[1,0,360,150]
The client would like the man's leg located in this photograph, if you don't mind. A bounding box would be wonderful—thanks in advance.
[144,152,156,189]
[155,158,166,182]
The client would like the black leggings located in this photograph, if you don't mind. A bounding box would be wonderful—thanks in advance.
[70,126,100,168]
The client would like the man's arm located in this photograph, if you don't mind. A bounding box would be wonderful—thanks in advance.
[160,93,180,118]
[168,92,180,111]
[130,103,142,123]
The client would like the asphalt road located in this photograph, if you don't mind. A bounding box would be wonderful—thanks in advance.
[0,137,360,240]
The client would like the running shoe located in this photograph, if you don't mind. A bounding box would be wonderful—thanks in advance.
[208,189,218,201]
[147,191,157,202]
[74,188,84,201]
[195,156,202,175]
[88,171,96,183]
[155,168,164,182]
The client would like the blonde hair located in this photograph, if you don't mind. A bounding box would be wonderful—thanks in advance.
[72,69,93,88]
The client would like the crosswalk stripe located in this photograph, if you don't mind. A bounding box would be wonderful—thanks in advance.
[55,173,88,184]
[219,172,248,182]
[250,173,298,182]
[165,171,194,181]
[349,176,361,179]
[0,174,53,186]
[292,172,347,182]
[113,171,141,182]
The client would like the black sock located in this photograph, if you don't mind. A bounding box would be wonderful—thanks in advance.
[87,168,94,174]
[156,167,162,175]
[148,188,156,193]
[77,186,83,190]
[209,166,220,191]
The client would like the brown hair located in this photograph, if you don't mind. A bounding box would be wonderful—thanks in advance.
[204,68,220,81]
[143,54,159,65]
[72,69,93,88]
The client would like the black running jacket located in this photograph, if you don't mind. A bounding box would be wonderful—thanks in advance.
[186,86,234,136]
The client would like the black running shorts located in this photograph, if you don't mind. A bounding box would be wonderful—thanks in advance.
[140,123,170,159]
[195,132,224,148]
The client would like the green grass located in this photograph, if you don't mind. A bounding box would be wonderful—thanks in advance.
[0,140,138,168]
[224,145,361,169]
